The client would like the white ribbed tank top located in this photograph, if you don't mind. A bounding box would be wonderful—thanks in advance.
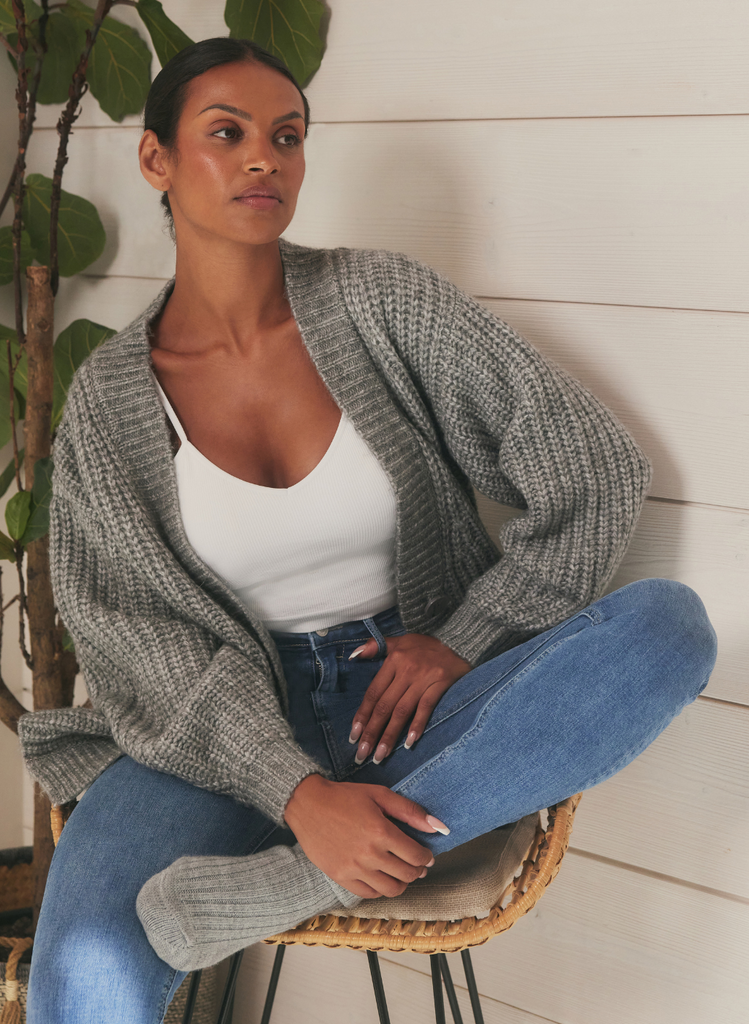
[151,371,398,632]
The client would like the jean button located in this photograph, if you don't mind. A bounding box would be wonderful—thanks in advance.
[316,627,329,636]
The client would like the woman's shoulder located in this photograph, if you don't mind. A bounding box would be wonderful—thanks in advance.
[279,237,448,296]
[57,279,174,444]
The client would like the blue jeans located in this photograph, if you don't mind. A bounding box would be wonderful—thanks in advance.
[27,578,716,1023]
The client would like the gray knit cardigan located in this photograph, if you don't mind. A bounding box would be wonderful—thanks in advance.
[17,239,651,825]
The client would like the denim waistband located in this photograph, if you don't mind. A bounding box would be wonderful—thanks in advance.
[268,604,403,657]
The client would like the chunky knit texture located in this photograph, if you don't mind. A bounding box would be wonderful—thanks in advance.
[16,239,651,824]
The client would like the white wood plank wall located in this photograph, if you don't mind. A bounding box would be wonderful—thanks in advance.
[1,1,747,1021]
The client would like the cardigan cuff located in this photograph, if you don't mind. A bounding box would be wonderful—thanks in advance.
[235,741,332,826]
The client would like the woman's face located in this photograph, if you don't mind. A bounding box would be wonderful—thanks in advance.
[146,60,306,247]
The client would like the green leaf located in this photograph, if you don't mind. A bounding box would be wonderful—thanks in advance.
[66,0,152,121]
[0,324,25,449]
[61,628,75,653]
[0,227,34,287]
[0,448,24,500]
[52,318,115,429]
[21,454,53,543]
[0,322,28,402]
[5,489,31,540]
[135,0,193,68]
[0,0,16,35]
[36,9,88,105]
[22,172,106,277]
[224,0,325,87]
[0,529,15,562]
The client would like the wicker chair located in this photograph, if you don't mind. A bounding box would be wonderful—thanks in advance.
[51,793,580,1024]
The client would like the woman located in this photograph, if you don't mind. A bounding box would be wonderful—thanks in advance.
[20,37,717,1022]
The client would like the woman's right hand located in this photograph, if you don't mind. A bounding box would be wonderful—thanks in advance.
[283,774,446,898]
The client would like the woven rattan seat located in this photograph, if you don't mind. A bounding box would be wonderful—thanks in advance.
[50,793,581,1023]
[263,794,580,956]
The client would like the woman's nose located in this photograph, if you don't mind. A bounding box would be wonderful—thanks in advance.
[242,137,280,174]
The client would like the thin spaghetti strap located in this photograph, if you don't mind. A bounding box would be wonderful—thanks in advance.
[150,370,189,446]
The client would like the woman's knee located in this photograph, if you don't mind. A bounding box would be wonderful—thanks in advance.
[613,577,717,701]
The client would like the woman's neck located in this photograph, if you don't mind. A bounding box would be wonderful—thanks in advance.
[155,236,290,356]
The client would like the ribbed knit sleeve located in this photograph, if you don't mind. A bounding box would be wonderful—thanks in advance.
[17,384,327,822]
[376,252,652,664]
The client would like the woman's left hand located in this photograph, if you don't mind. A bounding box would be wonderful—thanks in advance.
[348,633,472,766]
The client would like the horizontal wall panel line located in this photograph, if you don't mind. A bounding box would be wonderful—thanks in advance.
[696,693,749,712]
[79,273,172,283]
[27,111,749,135]
[72,275,749,320]
[476,294,749,317]
[567,848,749,907]
[646,496,749,516]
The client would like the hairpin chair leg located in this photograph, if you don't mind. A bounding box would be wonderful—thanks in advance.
[366,950,392,1024]
[460,949,485,1024]
[217,949,245,1024]
[431,955,447,1024]
[181,969,202,1024]
[438,953,464,1024]
[259,945,287,1024]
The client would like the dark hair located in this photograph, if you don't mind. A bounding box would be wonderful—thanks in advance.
[143,37,311,225]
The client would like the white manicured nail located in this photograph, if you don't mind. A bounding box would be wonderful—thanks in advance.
[426,815,450,835]
[348,722,363,744]
[348,645,366,661]
[404,730,417,749]
[373,743,388,765]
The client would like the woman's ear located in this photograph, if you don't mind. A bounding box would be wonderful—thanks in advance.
[138,129,172,194]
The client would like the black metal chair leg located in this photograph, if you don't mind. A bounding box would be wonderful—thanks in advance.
[180,969,202,1024]
[217,949,245,1024]
[438,953,464,1024]
[460,949,485,1024]
[366,950,392,1024]
[431,954,447,1024]
[259,945,287,1024]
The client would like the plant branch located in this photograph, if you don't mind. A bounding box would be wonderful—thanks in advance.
[0,676,26,733]
[11,0,30,348]
[0,2,47,225]
[0,570,27,733]
[14,544,33,670]
[50,0,115,295]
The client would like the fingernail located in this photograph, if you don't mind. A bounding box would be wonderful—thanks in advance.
[348,722,363,744]
[404,730,417,750]
[419,868,427,879]
[426,815,450,835]
[372,742,388,765]
[355,742,370,765]
[348,645,367,661]
[427,856,435,867]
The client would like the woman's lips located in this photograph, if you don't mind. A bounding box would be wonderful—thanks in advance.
[234,195,280,209]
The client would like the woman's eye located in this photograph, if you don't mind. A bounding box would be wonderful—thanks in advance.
[276,133,301,147]
[213,126,240,140]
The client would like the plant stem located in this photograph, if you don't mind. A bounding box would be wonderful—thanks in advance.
[0,2,47,224]
[0,570,28,734]
[25,267,60,705]
[14,546,32,670]
[25,266,62,936]
[49,0,115,295]
[11,0,30,347]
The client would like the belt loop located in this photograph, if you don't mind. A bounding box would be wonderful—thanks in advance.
[362,617,388,658]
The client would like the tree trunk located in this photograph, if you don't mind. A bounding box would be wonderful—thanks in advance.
[25,266,63,930]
